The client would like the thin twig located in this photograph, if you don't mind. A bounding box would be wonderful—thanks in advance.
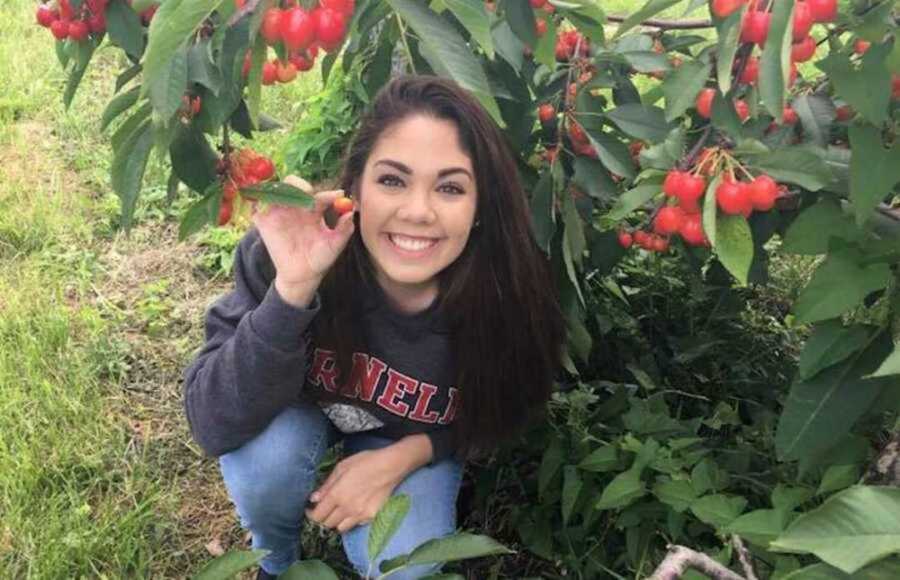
[607,14,714,30]
[731,535,759,580]
[227,0,262,27]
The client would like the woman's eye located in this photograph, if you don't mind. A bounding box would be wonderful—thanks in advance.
[377,174,404,187]
[439,183,465,195]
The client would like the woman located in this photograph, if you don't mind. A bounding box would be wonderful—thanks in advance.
[184,75,566,579]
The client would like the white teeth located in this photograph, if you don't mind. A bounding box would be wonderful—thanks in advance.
[389,234,437,251]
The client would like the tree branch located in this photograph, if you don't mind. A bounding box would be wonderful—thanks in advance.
[731,536,759,580]
[607,14,714,30]
[648,545,747,580]
[864,431,900,486]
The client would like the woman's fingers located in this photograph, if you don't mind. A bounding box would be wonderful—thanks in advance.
[336,517,360,534]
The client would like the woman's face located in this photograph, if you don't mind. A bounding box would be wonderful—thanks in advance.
[357,114,478,310]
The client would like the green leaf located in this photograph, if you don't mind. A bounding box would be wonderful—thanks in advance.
[582,128,636,179]
[443,0,493,59]
[492,22,524,73]
[101,86,142,132]
[503,0,536,49]
[368,494,411,563]
[116,64,143,93]
[776,331,894,462]
[783,559,900,580]
[714,214,753,286]
[772,485,813,512]
[715,4,746,96]
[818,44,892,126]
[240,182,315,208]
[758,0,793,120]
[605,184,658,222]
[170,126,219,194]
[816,464,861,496]
[533,14,558,69]
[111,119,154,230]
[389,0,504,127]
[147,42,189,120]
[63,40,95,109]
[381,533,513,572]
[782,198,862,255]
[561,466,583,526]
[849,124,900,227]
[690,494,747,529]
[868,347,900,379]
[613,0,680,40]
[178,184,222,241]
[798,321,875,381]
[105,0,145,60]
[538,437,564,498]
[605,104,671,143]
[578,444,619,472]
[141,0,222,104]
[573,157,616,200]
[662,59,712,122]
[595,470,646,511]
[187,38,222,95]
[652,478,697,513]
[280,559,339,580]
[638,126,685,170]
[792,249,893,324]
[723,509,793,548]
[744,146,833,191]
[194,549,270,580]
[771,486,900,574]
[793,94,835,148]
[562,191,585,267]
[529,171,555,252]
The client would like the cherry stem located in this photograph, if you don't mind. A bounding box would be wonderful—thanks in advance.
[681,125,713,171]
[605,14,715,30]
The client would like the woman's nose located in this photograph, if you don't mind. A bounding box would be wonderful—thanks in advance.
[396,189,437,223]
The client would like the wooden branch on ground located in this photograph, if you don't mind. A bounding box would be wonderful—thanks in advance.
[731,535,759,580]
[864,431,900,486]
[606,14,714,30]
[648,545,747,580]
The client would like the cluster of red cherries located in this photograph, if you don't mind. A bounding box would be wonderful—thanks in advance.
[619,148,785,253]
[216,149,277,225]
[240,0,354,86]
[35,0,108,41]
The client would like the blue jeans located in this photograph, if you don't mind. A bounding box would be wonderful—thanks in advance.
[218,403,464,578]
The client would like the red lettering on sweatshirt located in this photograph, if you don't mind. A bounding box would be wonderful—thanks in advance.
[347,353,387,402]
[309,348,338,393]
[377,369,419,417]
[438,387,459,425]
[408,382,440,423]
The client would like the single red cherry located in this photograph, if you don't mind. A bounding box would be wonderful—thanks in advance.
[634,230,652,249]
[262,60,278,85]
[535,18,547,37]
[260,9,283,45]
[618,231,633,248]
[538,104,555,124]
[696,88,716,118]
[50,19,70,40]
[854,39,871,55]
[679,174,707,208]
[891,74,900,100]
[741,10,771,45]
[835,104,854,121]
[281,7,316,52]
[530,0,546,7]
[289,52,314,71]
[36,6,57,27]
[218,200,233,226]
[88,14,106,34]
[568,121,587,144]
[654,206,686,235]
[663,170,687,198]
[249,157,275,181]
[679,213,708,246]
[58,0,74,21]
[716,178,753,216]
[315,8,347,46]
[807,0,837,22]
[734,99,750,122]
[321,0,355,16]
[793,1,814,42]
[748,174,778,211]
[791,35,816,63]
[782,106,799,125]
[333,196,354,215]
[651,235,669,253]
[711,0,746,20]
[739,56,759,84]
[276,60,298,83]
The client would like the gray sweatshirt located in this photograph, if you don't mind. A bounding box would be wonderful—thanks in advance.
[183,228,457,462]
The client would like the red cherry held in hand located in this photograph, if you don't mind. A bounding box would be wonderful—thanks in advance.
[807,0,837,23]
[281,7,316,52]
[333,196,354,215]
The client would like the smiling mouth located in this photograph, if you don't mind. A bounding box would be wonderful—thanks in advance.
[387,233,439,252]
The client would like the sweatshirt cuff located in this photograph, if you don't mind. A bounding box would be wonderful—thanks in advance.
[249,285,321,350]
[426,429,455,465]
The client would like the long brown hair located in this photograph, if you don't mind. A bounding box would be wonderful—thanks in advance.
[315,75,566,459]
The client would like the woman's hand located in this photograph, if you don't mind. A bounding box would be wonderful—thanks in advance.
[251,175,355,307]
[305,448,408,533]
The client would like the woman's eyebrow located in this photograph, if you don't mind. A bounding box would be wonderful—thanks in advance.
[374,159,473,180]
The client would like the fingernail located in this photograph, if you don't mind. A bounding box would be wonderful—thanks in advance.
[310,492,320,502]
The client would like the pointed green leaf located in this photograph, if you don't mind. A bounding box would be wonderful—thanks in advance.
[562,191,585,267]
[63,39,95,109]
[818,44,892,126]
[178,184,222,241]
[579,444,620,472]
[170,126,219,193]
[388,533,513,569]
[771,486,900,574]
[792,250,892,324]
[798,321,875,381]
[595,469,646,510]
[723,509,793,548]
[715,4,746,95]
[240,182,315,208]
[653,478,698,513]
[105,0,144,59]
[690,494,747,529]
[280,559,339,580]
[443,0,493,59]
[561,466,583,526]
[744,146,833,191]
[147,42,189,120]
[782,198,862,255]
[714,214,753,286]
[605,104,672,143]
[758,0,794,120]
[368,494,412,563]
[101,86,142,132]
[776,332,894,462]
[194,549,270,580]
[662,59,712,122]
[529,171,555,252]
[111,119,154,230]
[849,124,900,227]
[868,347,900,379]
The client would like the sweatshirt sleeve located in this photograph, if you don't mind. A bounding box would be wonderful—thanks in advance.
[426,429,456,464]
[183,228,320,457]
